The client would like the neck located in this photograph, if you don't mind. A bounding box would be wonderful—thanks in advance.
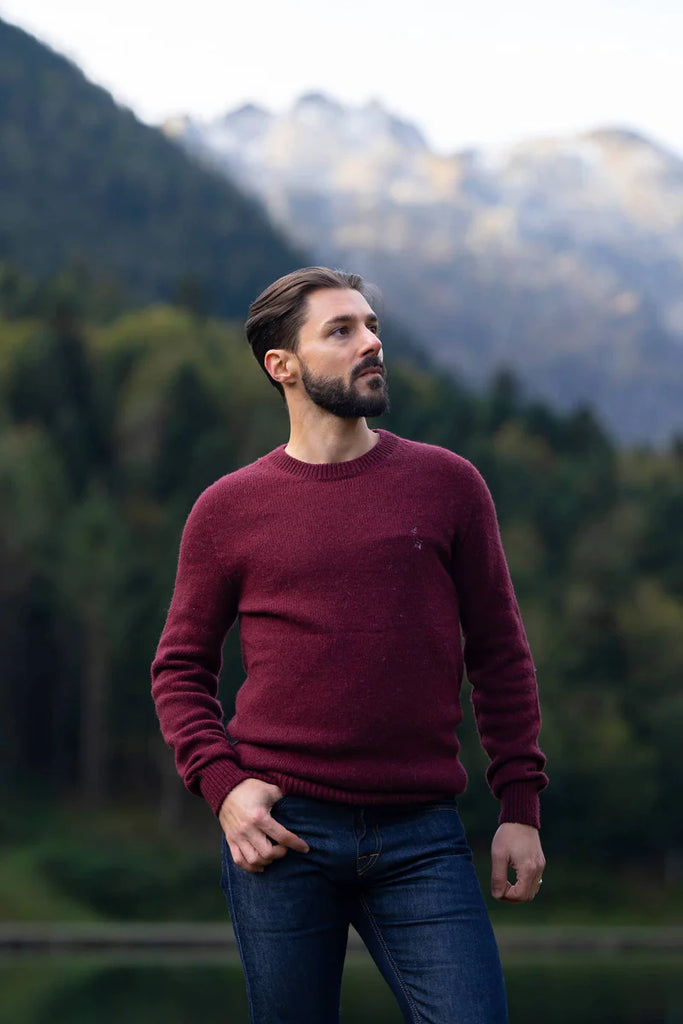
[284,405,379,464]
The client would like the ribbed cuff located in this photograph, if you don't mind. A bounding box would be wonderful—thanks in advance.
[498,782,541,829]
[199,758,253,816]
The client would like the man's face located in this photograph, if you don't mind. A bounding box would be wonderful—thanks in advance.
[295,288,389,418]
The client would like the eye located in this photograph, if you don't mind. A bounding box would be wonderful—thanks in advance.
[331,325,350,336]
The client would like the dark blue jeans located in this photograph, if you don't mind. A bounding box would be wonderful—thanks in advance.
[220,795,507,1024]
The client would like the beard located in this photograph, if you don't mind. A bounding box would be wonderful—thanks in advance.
[300,356,390,419]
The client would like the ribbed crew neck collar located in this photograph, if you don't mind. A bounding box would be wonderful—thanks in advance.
[267,429,399,481]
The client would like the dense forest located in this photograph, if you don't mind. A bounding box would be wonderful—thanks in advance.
[0,17,420,366]
[1,265,681,923]
[0,16,305,318]
[0,13,681,927]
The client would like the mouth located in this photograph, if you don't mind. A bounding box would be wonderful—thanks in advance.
[355,366,385,381]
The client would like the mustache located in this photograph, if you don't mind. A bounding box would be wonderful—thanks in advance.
[351,355,386,381]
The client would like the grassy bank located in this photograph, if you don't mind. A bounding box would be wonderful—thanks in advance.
[2,803,681,927]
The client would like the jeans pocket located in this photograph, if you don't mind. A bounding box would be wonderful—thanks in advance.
[270,795,290,816]
[219,835,231,892]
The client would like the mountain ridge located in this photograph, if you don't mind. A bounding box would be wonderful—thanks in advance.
[0,17,305,320]
[165,95,683,442]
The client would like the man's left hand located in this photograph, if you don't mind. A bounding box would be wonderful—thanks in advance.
[490,822,545,902]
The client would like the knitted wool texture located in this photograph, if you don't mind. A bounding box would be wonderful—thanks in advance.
[152,430,547,827]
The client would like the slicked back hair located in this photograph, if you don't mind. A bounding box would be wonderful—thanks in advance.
[245,266,377,398]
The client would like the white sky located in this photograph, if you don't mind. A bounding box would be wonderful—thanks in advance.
[2,0,682,156]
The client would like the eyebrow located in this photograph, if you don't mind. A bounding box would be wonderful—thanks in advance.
[321,313,379,330]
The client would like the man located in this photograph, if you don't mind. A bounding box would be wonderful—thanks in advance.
[152,266,547,1024]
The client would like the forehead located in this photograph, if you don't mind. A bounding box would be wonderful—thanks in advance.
[302,287,376,327]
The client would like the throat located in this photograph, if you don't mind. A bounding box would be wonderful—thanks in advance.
[285,420,379,465]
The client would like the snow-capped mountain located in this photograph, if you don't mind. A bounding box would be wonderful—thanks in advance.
[165,94,683,443]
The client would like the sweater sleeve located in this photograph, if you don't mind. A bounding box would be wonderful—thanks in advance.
[151,489,252,815]
[451,463,548,828]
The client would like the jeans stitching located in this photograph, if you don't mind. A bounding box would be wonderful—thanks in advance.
[358,894,424,1024]
[223,842,258,1023]
[357,822,383,876]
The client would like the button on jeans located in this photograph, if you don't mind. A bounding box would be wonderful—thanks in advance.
[220,795,508,1023]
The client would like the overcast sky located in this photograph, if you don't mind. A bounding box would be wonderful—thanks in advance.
[2,0,682,156]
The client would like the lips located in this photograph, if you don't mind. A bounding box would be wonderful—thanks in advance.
[356,366,385,380]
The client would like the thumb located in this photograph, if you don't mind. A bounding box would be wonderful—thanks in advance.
[490,852,511,900]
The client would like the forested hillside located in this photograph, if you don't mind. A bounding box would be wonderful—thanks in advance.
[168,94,683,443]
[0,17,303,318]
[1,276,681,921]
[0,16,680,925]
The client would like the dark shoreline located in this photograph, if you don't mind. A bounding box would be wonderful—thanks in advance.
[2,923,682,956]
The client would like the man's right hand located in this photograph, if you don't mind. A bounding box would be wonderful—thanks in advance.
[218,778,310,873]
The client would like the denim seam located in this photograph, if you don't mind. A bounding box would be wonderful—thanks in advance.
[358,894,424,1024]
[357,823,383,876]
[223,846,258,1023]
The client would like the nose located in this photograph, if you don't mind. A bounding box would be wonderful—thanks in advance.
[360,326,382,358]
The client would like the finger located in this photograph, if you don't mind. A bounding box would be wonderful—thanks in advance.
[264,818,310,854]
[493,880,513,901]
[225,817,292,867]
[502,870,540,903]
[490,854,510,900]
[244,826,289,863]
[501,880,537,902]
[530,871,545,900]
[500,886,521,902]
[243,828,295,868]
[230,839,266,874]
[250,837,289,865]
[501,881,528,902]
[521,860,545,900]
[228,840,261,873]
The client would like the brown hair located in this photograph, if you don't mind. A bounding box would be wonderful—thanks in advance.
[245,266,377,398]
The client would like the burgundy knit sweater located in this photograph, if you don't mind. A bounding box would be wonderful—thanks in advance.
[151,430,547,828]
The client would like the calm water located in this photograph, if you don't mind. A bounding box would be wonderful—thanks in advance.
[1,951,681,1023]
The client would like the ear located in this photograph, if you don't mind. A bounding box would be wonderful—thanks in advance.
[264,348,297,387]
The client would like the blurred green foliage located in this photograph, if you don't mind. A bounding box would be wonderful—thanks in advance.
[0,17,307,320]
[0,263,681,922]
[1,6,680,930]
[1,956,679,1024]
